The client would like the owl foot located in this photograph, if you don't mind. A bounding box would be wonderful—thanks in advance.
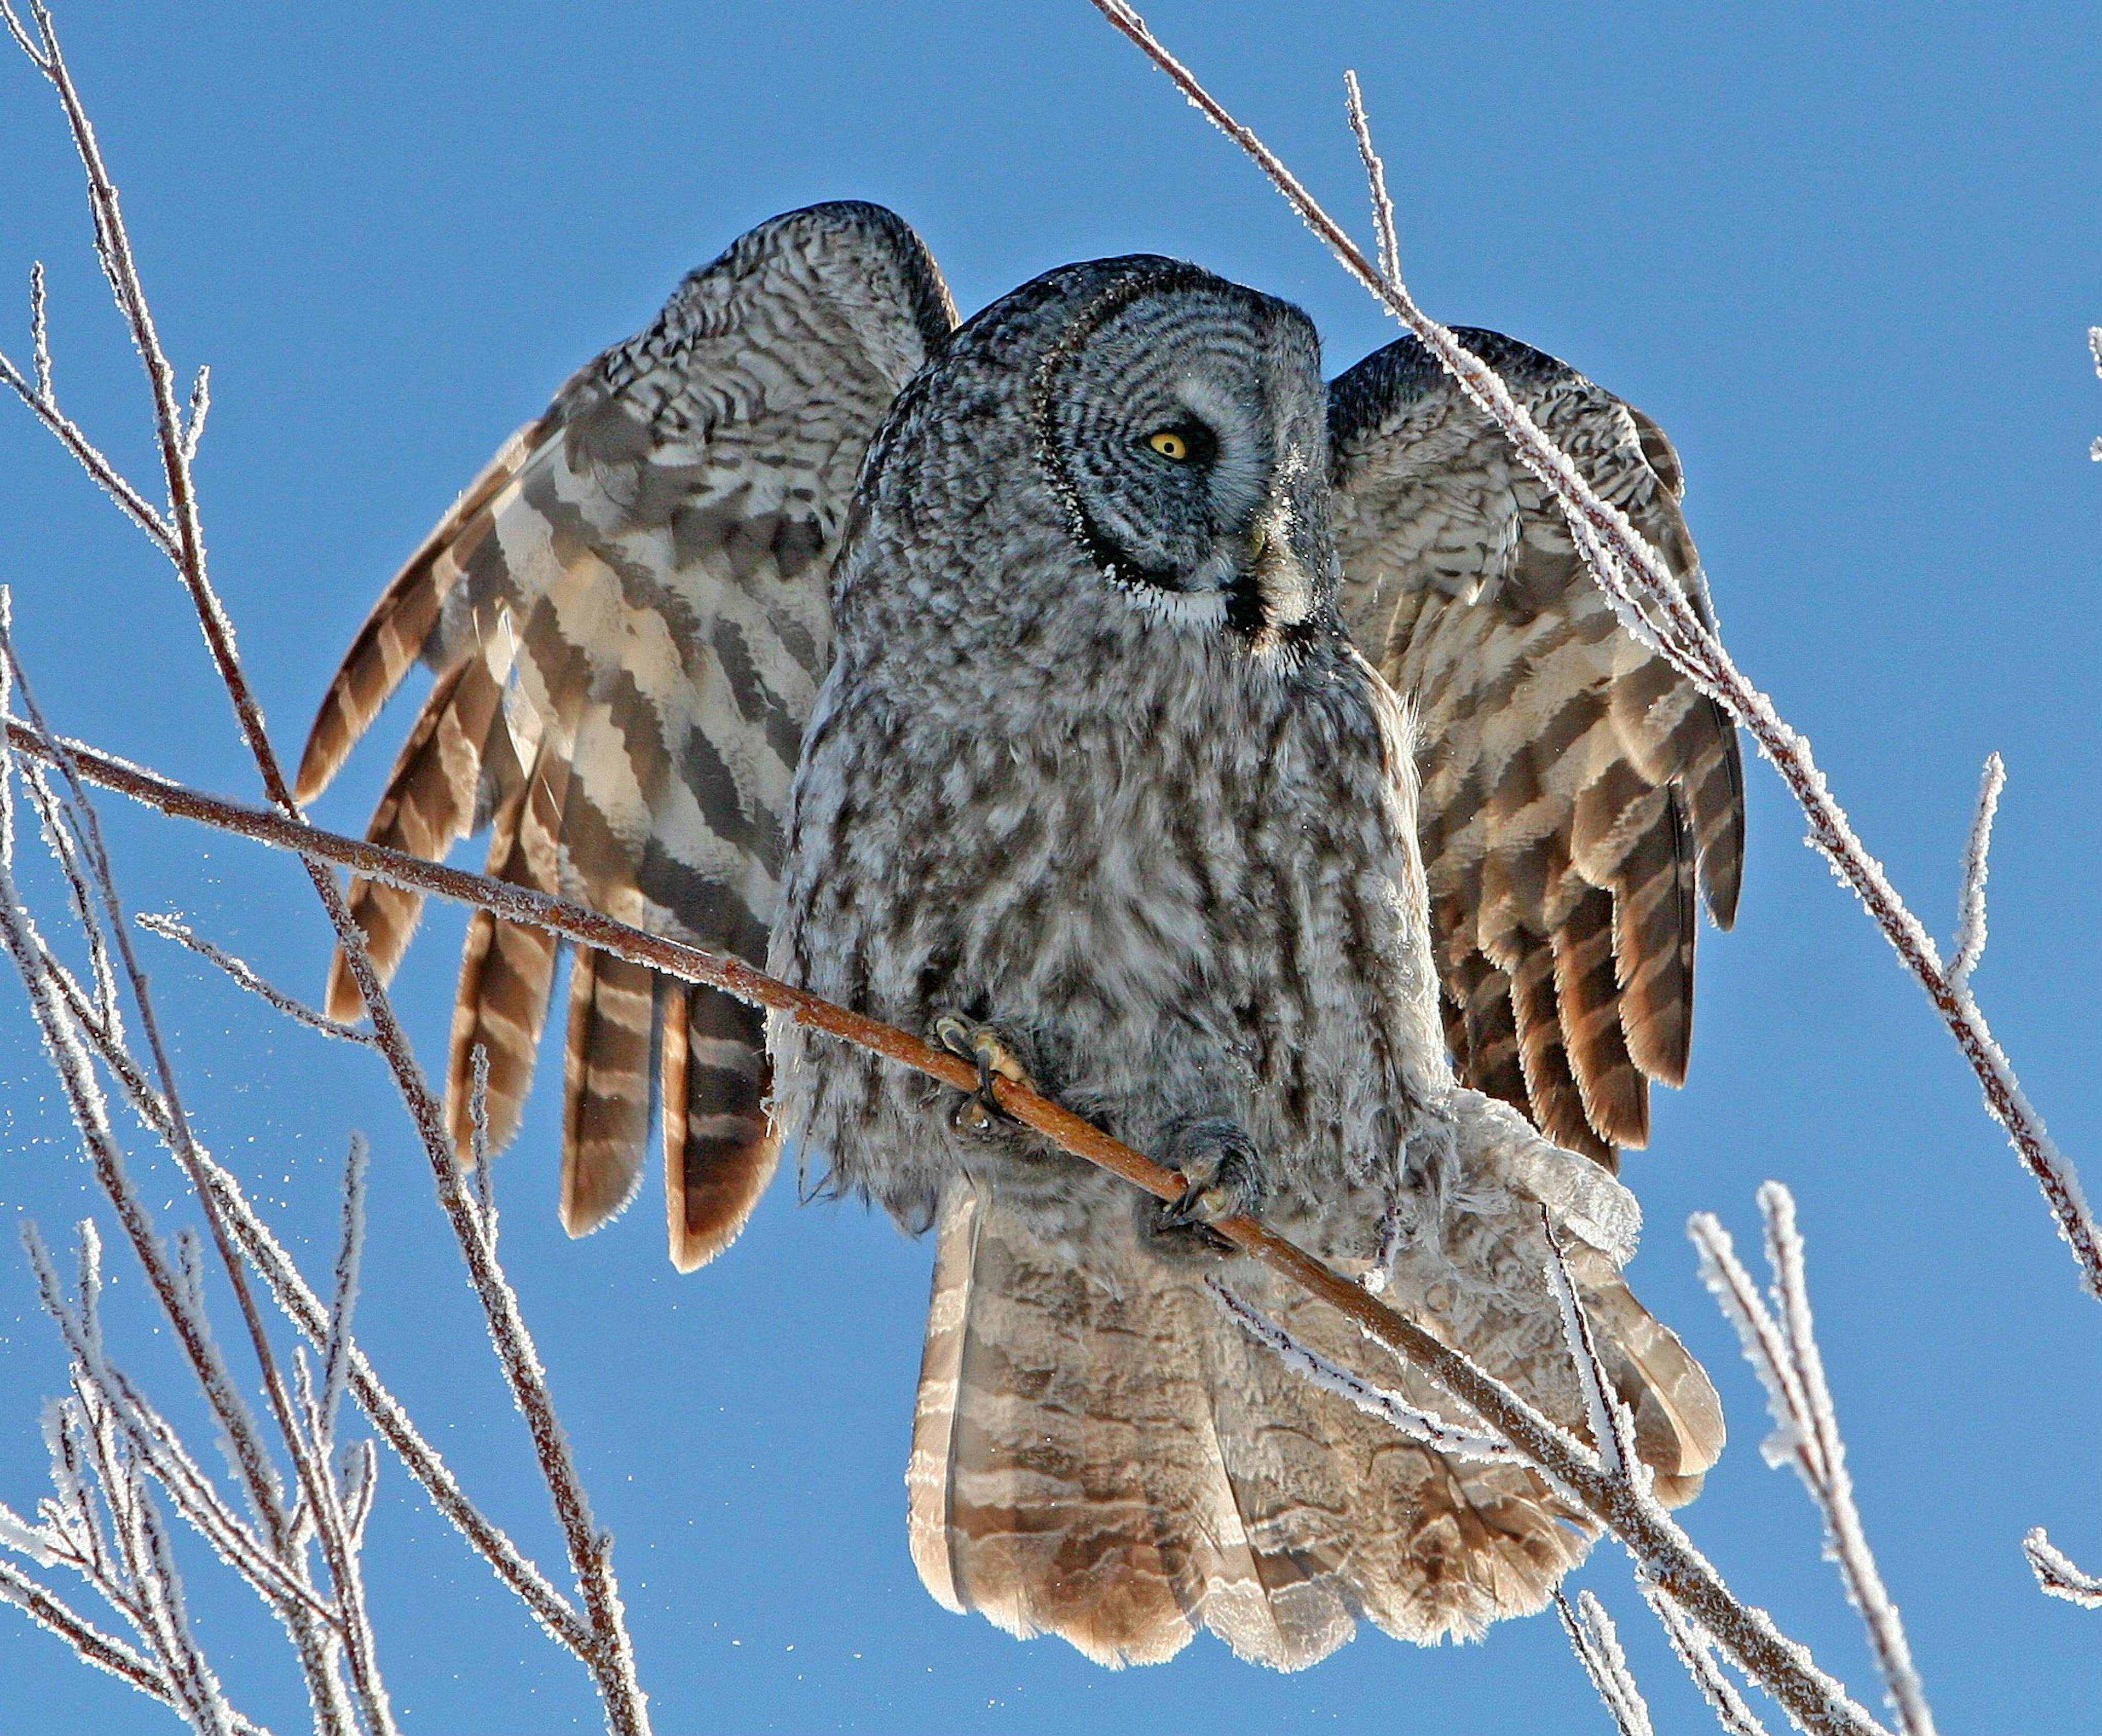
[1156,1116,1266,1232]
[932,1014,1037,1134]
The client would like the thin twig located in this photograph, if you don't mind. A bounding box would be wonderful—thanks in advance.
[1211,1280,1524,1466]
[0,11,649,1723]
[1543,1213,1638,1485]
[2022,1528,2102,1608]
[0,621,361,1723]
[136,912,374,1046]
[1341,72,1399,291]
[0,1555,273,1735]
[13,882,587,1653]
[1640,1582,1774,1736]
[1948,753,2003,989]
[1082,0,2100,1306]
[1690,1190,1934,1736]
[1555,1589,1655,1736]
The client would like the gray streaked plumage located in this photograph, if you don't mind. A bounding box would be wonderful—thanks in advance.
[1329,331,1743,1164]
[299,206,1738,1668]
[296,201,954,1268]
[766,258,1720,1666]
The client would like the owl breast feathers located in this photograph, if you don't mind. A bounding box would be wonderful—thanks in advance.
[299,204,1738,1667]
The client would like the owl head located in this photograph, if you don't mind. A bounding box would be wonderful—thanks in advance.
[1026,259,1337,639]
[841,257,1344,679]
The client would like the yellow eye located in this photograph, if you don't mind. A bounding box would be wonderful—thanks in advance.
[1146,430,1189,460]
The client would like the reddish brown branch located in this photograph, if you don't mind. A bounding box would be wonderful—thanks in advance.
[9,717,1884,1736]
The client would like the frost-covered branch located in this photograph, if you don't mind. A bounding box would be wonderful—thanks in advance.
[137,913,376,1047]
[1690,1188,1935,1736]
[3,716,1890,1734]
[1211,1281,1524,1466]
[0,7,649,1725]
[2087,327,2101,462]
[1082,0,2100,1308]
[1639,1582,1773,1736]
[1555,1590,1654,1736]
[2022,1528,2102,1609]
[1948,754,2003,990]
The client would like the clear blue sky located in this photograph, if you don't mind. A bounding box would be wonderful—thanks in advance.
[1,3,2097,1731]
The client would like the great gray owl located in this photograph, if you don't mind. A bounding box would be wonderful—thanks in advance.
[297,202,1740,1666]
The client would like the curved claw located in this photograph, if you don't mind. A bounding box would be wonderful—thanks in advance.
[1156,1116,1266,1230]
[932,1015,1035,1133]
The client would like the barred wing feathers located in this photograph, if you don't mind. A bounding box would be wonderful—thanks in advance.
[1329,331,1744,1165]
[296,201,955,1268]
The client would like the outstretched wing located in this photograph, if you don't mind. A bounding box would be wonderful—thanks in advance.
[1328,329,1743,1165]
[297,201,955,1267]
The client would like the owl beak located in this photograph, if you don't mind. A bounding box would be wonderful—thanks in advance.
[1248,507,1318,628]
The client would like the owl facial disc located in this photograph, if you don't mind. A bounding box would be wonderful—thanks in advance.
[1032,264,1336,638]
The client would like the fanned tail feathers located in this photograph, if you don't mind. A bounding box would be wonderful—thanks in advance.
[908,1132,1718,1670]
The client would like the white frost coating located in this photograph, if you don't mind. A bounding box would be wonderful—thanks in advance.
[2090,327,2102,458]
[1641,1581,1773,1736]
[1691,1189,1937,1736]
[2022,1527,2102,1608]
[1948,754,2003,989]
[1555,1589,1655,1736]
[1210,1280,1526,1465]
[1541,1214,1636,1484]
[319,1132,369,1444]
[0,1498,55,1567]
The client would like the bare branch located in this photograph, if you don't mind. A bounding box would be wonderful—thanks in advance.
[0,1556,274,1735]
[1555,1589,1654,1736]
[1948,753,2004,989]
[1543,1213,1638,1486]
[2022,1528,2102,1608]
[0,11,654,1702]
[1211,1280,1527,1466]
[1639,1582,1773,1736]
[1082,0,2101,1306]
[0,717,1889,1733]
[136,912,374,1046]
[1341,71,1399,288]
[181,364,209,465]
[28,262,51,400]
[467,1043,496,1239]
[320,1133,367,1447]
[1691,1191,1935,1736]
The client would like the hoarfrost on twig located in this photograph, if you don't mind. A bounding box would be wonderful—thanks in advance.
[1555,1589,1654,1736]
[1690,1188,1935,1735]
[1640,1581,1772,1736]
[1083,0,2101,1310]
[137,912,374,1046]
[1948,753,2003,990]
[1211,1280,1524,1465]
[2022,1527,2102,1608]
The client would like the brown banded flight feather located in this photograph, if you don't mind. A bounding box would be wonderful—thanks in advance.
[297,202,955,1262]
[1330,327,1746,1164]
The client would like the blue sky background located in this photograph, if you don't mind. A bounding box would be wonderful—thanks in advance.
[0,2,2098,1731]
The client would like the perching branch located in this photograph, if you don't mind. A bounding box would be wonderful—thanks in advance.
[0,716,1888,1736]
[1082,0,2100,1307]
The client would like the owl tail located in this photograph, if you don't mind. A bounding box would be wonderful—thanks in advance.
[904,1101,1721,1670]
